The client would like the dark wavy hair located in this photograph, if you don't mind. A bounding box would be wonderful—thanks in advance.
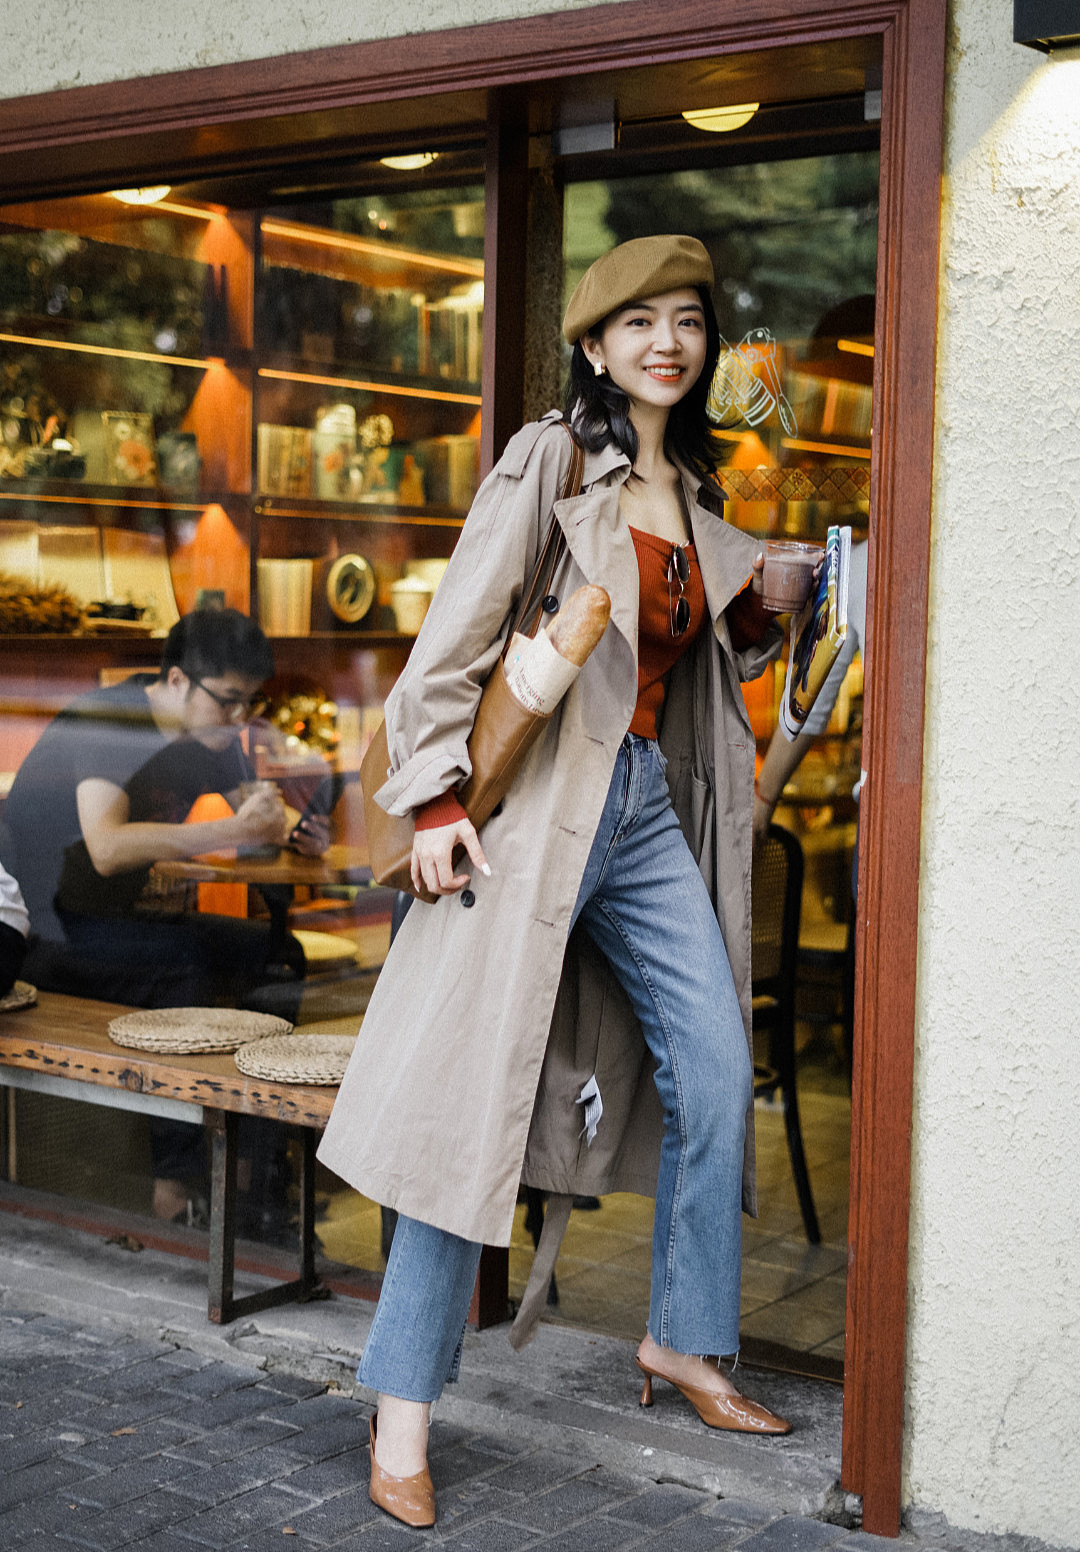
[160,607,275,685]
[564,284,724,482]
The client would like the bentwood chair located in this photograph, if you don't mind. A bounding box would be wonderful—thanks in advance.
[751,823,821,1244]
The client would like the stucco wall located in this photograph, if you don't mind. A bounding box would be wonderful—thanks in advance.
[1,0,621,100]
[908,3,1080,1545]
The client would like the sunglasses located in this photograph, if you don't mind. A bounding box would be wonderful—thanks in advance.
[190,678,268,722]
[668,544,690,638]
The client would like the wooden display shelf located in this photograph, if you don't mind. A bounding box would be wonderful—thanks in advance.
[0,631,166,651]
[257,356,481,405]
[0,319,252,370]
[255,494,466,527]
[259,216,484,288]
[268,630,417,648]
[0,630,417,652]
[0,479,244,511]
[0,323,212,371]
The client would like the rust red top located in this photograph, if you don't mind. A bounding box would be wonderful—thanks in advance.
[414,528,769,830]
[626,527,707,739]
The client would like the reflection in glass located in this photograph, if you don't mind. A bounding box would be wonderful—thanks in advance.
[560,154,874,1344]
[0,177,488,1245]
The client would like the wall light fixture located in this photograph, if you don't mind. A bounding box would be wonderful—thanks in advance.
[1014,0,1080,51]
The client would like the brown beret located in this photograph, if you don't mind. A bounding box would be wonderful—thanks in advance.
[562,235,714,344]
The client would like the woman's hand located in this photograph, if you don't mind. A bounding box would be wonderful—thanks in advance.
[411,818,491,897]
[749,549,825,598]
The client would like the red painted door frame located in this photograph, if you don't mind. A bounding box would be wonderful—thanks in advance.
[0,0,947,1531]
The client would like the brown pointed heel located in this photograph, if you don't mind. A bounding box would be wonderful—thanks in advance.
[634,1357,791,1436]
[368,1413,436,1528]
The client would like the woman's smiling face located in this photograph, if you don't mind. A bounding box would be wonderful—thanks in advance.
[584,288,708,410]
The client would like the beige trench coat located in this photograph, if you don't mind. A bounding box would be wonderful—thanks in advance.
[318,411,782,1253]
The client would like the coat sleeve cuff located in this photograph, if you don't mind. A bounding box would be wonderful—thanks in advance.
[733,620,785,680]
[374,749,473,817]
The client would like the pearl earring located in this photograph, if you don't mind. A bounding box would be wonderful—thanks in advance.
[593,360,606,378]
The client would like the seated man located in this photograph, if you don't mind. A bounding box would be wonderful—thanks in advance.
[0,606,328,1227]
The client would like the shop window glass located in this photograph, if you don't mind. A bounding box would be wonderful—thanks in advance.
[0,179,485,1254]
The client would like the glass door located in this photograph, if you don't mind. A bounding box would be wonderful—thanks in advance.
[527,148,878,1371]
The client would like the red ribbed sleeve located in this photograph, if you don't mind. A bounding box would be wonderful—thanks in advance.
[413,790,469,831]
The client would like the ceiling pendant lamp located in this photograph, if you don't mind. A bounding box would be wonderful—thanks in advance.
[681,103,759,134]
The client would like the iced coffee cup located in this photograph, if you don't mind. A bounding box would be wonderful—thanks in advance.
[761,540,822,613]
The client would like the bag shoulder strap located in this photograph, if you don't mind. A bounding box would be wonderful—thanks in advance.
[509,421,584,649]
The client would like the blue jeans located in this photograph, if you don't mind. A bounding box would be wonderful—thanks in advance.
[359,733,751,1402]
[357,1215,482,1401]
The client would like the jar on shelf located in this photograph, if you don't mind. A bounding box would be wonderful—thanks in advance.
[312,403,356,500]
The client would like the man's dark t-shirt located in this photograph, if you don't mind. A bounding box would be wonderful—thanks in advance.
[57,734,250,921]
[1,675,248,940]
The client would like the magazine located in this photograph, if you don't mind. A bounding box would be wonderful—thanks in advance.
[778,524,852,741]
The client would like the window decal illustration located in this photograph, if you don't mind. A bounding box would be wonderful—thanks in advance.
[708,327,797,437]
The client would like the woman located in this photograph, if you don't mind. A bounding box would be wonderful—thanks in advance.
[318,235,791,1529]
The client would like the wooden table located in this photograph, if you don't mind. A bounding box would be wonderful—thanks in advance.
[154,843,372,891]
[154,844,373,957]
[0,991,339,1323]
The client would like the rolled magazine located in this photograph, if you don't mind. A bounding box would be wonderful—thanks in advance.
[779,524,851,741]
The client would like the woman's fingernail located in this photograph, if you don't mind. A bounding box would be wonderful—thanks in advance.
[481,863,492,877]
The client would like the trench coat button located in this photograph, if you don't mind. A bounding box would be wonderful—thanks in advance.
[541,594,559,613]
[460,889,476,908]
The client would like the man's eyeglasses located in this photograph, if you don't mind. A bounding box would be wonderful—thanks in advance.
[668,544,690,638]
[190,678,267,722]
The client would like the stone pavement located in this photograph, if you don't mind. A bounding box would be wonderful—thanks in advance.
[0,1212,1057,1552]
[0,1303,897,1552]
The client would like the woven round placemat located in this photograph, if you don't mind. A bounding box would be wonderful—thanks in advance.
[0,980,37,1014]
[234,1032,357,1085]
[108,1008,292,1055]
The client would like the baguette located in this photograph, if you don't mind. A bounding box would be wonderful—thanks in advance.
[544,584,611,665]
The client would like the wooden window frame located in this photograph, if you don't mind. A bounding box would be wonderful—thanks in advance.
[0,0,947,1533]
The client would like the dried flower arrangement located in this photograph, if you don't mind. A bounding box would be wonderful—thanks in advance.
[0,569,82,634]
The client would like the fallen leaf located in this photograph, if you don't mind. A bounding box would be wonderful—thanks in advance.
[111,1427,137,1437]
[15,1401,22,1409]
[283,1529,297,1537]
[106,1233,144,1253]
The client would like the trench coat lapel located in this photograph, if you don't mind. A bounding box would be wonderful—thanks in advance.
[680,469,761,636]
[554,460,639,659]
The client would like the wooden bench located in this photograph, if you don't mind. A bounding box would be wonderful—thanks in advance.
[0,990,338,1324]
